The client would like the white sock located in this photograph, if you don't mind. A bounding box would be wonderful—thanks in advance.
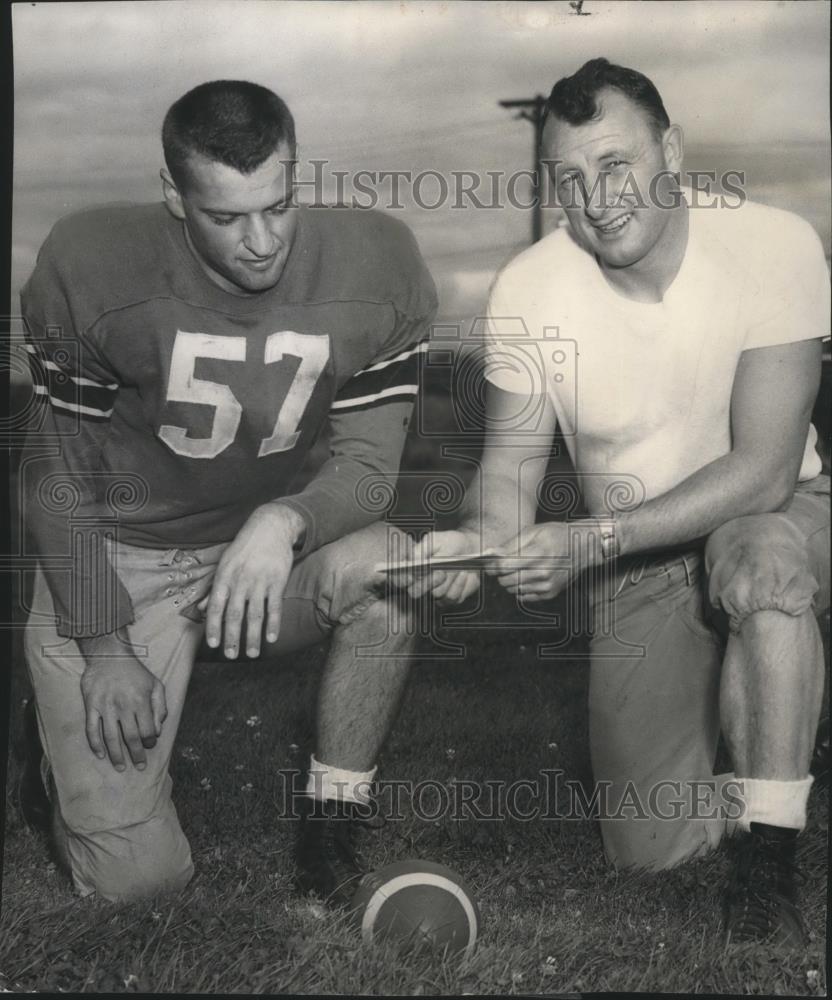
[304,754,377,806]
[736,775,814,832]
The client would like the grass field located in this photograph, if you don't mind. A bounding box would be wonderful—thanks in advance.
[1,575,828,996]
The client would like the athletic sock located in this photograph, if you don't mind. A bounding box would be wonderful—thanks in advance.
[736,775,813,832]
[303,754,377,806]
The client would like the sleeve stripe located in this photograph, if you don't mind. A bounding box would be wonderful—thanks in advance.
[41,356,119,390]
[23,343,119,389]
[361,339,430,373]
[330,384,418,411]
[30,367,118,412]
[329,391,417,415]
[26,348,119,413]
[32,384,114,419]
[334,351,422,405]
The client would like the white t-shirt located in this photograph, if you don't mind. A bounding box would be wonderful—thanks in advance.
[484,196,829,512]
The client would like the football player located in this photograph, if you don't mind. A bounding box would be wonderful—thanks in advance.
[19,79,436,905]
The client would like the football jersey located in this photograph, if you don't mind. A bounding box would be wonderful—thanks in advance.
[22,202,437,637]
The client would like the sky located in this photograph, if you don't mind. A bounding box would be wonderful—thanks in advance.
[11,0,831,325]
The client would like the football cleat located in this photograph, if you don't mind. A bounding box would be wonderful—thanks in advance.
[18,697,53,833]
[724,822,807,950]
[295,797,367,908]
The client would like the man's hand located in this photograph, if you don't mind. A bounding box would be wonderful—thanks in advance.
[489,522,590,601]
[401,529,483,604]
[202,503,305,659]
[77,633,167,772]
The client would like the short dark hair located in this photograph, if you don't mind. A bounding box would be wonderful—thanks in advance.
[162,80,296,191]
[545,58,670,138]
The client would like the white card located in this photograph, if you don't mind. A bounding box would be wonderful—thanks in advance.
[374,549,500,573]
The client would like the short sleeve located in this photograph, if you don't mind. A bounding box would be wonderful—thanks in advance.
[481,268,550,398]
[744,216,830,351]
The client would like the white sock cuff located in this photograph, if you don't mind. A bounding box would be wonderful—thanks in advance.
[304,754,377,805]
[736,775,814,832]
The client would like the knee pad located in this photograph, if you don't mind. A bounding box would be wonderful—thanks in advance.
[706,516,819,633]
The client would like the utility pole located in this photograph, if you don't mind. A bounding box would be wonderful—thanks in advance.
[498,95,547,243]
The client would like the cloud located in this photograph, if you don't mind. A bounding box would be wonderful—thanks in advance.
[12,0,830,319]
[14,1,829,144]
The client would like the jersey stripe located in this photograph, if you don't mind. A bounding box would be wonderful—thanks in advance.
[31,384,115,419]
[334,338,426,409]
[360,339,429,373]
[330,384,418,413]
[24,346,119,390]
[45,362,118,390]
[25,342,118,418]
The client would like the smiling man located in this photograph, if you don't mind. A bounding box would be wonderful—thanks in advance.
[414,58,829,949]
[20,80,436,906]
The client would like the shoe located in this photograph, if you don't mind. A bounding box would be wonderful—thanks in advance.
[295,798,366,907]
[19,697,52,832]
[724,822,807,949]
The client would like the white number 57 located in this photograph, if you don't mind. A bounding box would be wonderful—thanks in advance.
[158,330,329,459]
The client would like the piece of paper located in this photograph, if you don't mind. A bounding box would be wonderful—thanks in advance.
[375,549,501,573]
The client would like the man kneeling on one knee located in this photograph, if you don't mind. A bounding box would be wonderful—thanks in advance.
[20,80,435,906]
[408,58,830,950]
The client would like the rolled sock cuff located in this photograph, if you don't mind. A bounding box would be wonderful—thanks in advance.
[304,754,377,805]
[736,775,814,832]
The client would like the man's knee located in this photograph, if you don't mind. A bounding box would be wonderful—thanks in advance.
[600,815,722,871]
[66,814,193,903]
[598,776,737,871]
[704,513,819,634]
[308,523,414,631]
[330,571,419,657]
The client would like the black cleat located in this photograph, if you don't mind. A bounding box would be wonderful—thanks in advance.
[295,798,366,908]
[18,698,52,833]
[724,822,807,950]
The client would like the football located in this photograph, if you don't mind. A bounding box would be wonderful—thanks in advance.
[351,859,480,958]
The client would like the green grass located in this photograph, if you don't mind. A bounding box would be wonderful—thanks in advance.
[1,582,828,995]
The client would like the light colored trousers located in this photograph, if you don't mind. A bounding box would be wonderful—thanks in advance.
[24,522,400,901]
[589,476,830,869]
